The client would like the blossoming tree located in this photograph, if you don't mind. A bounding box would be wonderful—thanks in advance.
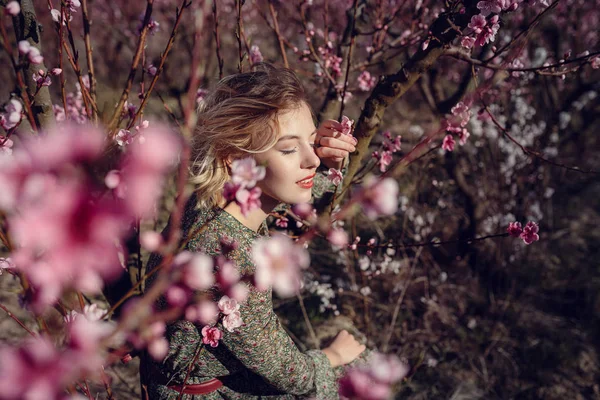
[0,0,598,398]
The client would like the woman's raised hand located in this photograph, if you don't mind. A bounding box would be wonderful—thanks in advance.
[322,330,366,367]
[315,120,357,170]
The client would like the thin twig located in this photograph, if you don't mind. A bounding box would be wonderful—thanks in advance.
[267,0,288,68]
[212,0,224,79]
[125,0,192,132]
[107,0,154,130]
[338,0,359,120]
[296,292,319,349]
[81,0,97,121]
[0,303,37,337]
[382,248,422,352]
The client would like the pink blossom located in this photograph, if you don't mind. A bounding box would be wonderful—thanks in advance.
[227,282,249,304]
[66,316,114,373]
[66,0,81,12]
[520,221,539,244]
[0,137,13,155]
[461,36,476,49]
[51,68,62,76]
[140,231,163,251]
[18,41,44,64]
[231,157,266,188]
[339,352,409,400]
[5,1,20,16]
[475,22,500,47]
[185,300,219,325]
[591,56,600,69]
[357,71,377,91]
[0,337,70,399]
[216,256,240,288]
[507,221,523,237]
[383,132,402,152]
[178,252,215,291]
[468,15,487,33]
[166,284,190,307]
[275,216,289,228]
[358,175,399,220]
[340,115,354,136]
[129,321,168,360]
[442,134,455,151]
[146,63,157,76]
[119,125,181,217]
[116,129,134,147]
[33,70,51,87]
[0,99,23,130]
[292,203,315,221]
[458,128,470,146]
[218,295,240,315]
[252,234,310,297]
[327,228,349,249]
[377,150,393,172]
[222,310,243,332]
[327,168,344,185]
[0,257,14,275]
[249,45,264,64]
[201,326,223,347]
[235,186,262,217]
[477,1,502,16]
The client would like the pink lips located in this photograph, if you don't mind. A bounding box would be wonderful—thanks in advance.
[296,173,316,189]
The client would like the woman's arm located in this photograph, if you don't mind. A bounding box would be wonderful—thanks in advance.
[217,281,340,398]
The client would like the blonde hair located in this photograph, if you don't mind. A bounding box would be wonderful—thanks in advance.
[190,64,309,209]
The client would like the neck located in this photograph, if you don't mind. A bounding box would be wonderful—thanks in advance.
[221,195,280,233]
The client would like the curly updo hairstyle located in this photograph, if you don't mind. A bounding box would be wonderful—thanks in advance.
[190,63,310,209]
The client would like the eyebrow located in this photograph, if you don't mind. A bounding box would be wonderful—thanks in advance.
[277,130,318,142]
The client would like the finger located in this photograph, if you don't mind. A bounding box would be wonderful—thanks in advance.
[320,137,356,153]
[320,119,344,131]
[317,125,342,139]
[316,147,350,160]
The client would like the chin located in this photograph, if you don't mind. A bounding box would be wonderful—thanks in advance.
[277,188,312,205]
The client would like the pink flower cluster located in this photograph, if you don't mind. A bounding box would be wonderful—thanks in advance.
[507,221,540,245]
[358,175,399,220]
[53,77,90,124]
[32,69,51,87]
[223,157,266,217]
[18,41,43,64]
[252,233,310,297]
[372,131,401,172]
[460,0,521,50]
[327,167,344,185]
[116,123,181,217]
[441,102,472,152]
[318,42,343,77]
[357,70,377,91]
[0,124,180,311]
[339,352,409,400]
[0,99,22,131]
[5,1,20,16]
[218,295,243,332]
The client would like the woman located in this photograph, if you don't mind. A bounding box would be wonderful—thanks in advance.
[140,64,366,399]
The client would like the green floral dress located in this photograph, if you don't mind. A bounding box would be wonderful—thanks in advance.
[140,169,344,399]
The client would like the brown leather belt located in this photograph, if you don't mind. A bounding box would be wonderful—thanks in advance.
[168,378,223,395]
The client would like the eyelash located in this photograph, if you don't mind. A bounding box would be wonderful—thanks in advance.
[281,143,317,155]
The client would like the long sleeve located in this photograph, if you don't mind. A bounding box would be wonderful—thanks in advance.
[216,279,338,398]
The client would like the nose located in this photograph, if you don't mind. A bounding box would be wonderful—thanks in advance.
[301,141,320,170]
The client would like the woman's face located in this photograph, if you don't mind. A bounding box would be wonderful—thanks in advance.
[254,102,321,207]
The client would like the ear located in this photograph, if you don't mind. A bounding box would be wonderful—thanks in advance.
[225,156,234,175]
